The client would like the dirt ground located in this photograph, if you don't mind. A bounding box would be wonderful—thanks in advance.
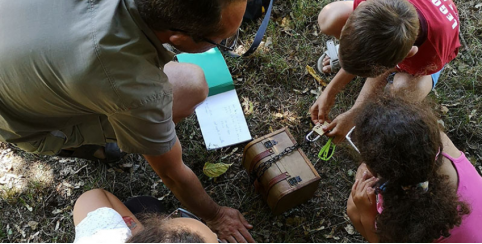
[1,0,481,242]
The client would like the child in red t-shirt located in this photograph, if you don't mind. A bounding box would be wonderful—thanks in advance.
[310,0,460,142]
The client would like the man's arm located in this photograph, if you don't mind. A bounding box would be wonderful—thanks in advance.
[143,138,254,243]
[310,68,356,124]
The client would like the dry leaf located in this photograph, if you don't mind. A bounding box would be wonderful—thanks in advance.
[28,231,40,242]
[14,224,26,238]
[324,227,340,240]
[281,17,292,31]
[25,203,33,212]
[55,220,60,231]
[62,182,73,188]
[293,89,303,94]
[440,106,449,115]
[203,162,233,178]
[437,119,445,128]
[469,109,477,120]
[306,65,327,86]
[28,221,38,231]
[344,224,355,235]
[157,192,171,201]
[265,37,273,48]
[74,181,85,189]
[120,163,133,168]
[242,97,254,115]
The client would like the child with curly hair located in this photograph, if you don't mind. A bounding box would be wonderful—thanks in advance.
[346,96,482,242]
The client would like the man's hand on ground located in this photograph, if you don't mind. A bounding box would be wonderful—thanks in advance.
[206,206,254,243]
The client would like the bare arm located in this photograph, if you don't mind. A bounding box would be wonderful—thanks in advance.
[310,68,356,124]
[143,138,220,220]
[325,68,357,99]
[359,213,380,242]
[323,72,390,142]
[143,138,254,242]
[351,173,380,243]
[352,73,390,110]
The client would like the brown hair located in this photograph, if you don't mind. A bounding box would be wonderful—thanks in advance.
[339,0,419,77]
[353,95,470,242]
[126,213,205,243]
[135,0,245,38]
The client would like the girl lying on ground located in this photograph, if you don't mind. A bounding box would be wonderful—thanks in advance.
[73,189,219,243]
[346,95,482,242]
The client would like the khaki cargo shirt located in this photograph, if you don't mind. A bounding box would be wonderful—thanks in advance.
[0,0,176,155]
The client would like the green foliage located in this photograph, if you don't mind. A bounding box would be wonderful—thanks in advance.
[0,223,5,240]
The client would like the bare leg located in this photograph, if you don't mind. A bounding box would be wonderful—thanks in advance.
[318,1,354,39]
[317,1,354,73]
[164,62,209,124]
[73,189,142,234]
[387,73,433,102]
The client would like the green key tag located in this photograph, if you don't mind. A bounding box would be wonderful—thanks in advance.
[318,138,336,161]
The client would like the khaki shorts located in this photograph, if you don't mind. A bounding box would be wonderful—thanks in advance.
[15,115,117,155]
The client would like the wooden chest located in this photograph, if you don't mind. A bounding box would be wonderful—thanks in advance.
[242,128,321,214]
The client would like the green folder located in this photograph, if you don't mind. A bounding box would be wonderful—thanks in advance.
[176,48,234,96]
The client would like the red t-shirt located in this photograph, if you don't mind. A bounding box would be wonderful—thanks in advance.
[353,0,460,76]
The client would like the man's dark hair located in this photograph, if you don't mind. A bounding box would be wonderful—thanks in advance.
[135,0,243,38]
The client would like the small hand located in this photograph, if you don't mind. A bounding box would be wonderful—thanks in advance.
[322,110,356,143]
[351,172,378,214]
[310,92,335,125]
[206,206,254,243]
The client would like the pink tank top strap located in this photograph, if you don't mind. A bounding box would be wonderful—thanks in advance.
[441,151,463,163]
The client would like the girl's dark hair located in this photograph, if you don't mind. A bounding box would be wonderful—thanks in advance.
[353,95,470,242]
[135,0,244,38]
[126,213,205,243]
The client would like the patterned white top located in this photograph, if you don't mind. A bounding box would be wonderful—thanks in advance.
[74,207,132,243]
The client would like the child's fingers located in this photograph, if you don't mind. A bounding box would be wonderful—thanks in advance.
[322,120,336,132]
[357,177,376,194]
[362,177,378,193]
[351,179,359,197]
[366,187,376,205]
[355,163,369,180]
[310,105,320,123]
[317,109,326,124]
[361,170,370,181]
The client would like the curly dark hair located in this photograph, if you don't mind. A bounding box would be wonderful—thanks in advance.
[126,213,205,243]
[135,0,245,38]
[353,95,470,242]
